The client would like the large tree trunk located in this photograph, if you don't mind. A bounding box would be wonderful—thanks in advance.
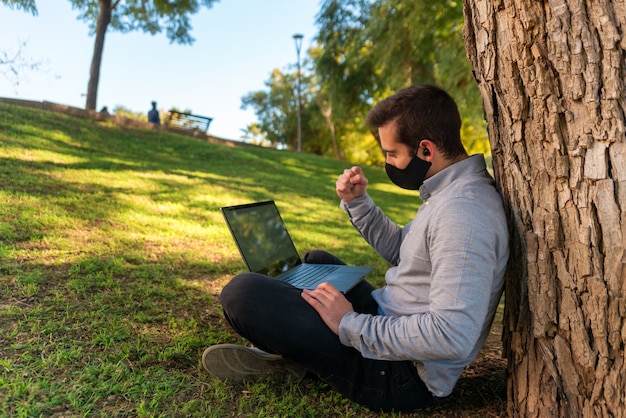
[85,0,112,111]
[462,0,626,416]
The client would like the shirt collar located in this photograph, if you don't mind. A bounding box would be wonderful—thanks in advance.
[419,154,489,200]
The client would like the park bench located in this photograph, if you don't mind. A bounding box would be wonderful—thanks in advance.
[164,110,213,133]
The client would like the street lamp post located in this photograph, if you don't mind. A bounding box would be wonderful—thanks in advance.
[293,33,303,153]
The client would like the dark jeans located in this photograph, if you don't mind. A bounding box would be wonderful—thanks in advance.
[219,250,434,412]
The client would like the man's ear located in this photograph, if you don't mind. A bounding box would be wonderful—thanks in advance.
[418,140,434,159]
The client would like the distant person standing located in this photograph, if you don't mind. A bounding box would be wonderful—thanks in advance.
[148,101,160,124]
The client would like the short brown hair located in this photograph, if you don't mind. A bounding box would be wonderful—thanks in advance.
[366,84,465,158]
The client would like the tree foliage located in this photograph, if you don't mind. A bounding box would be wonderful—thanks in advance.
[71,0,216,44]
[112,104,147,121]
[0,40,43,91]
[1,1,41,89]
[243,0,490,165]
[1,0,37,14]
[241,69,298,149]
[69,0,219,110]
[241,66,331,154]
[315,0,377,122]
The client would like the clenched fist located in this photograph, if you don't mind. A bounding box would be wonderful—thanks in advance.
[336,166,368,203]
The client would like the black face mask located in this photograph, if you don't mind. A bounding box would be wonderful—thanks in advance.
[385,157,432,190]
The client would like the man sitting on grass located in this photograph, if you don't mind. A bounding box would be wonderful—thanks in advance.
[202,84,509,412]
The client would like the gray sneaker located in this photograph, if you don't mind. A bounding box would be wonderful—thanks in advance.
[202,344,307,384]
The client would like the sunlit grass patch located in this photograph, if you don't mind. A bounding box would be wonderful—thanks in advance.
[1,103,452,417]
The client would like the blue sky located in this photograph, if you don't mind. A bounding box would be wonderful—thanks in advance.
[0,1,320,140]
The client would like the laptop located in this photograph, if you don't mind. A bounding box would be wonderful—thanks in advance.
[221,200,372,292]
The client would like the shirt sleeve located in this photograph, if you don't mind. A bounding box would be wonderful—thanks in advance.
[341,194,406,265]
[338,196,502,362]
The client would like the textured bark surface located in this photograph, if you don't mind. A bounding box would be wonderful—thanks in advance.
[462,0,626,416]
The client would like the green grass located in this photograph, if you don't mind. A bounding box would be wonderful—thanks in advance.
[1,103,436,417]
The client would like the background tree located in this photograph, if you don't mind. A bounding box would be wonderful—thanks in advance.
[313,0,382,163]
[366,0,489,157]
[112,104,146,121]
[242,0,489,165]
[1,0,36,14]
[1,0,41,90]
[241,66,331,154]
[314,0,489,162]
[70,0,219,111]
[0,40,43,91]
[464,0,625,416]
[241,69,302,150]
[314,0,376,123]
[241,123,273,148]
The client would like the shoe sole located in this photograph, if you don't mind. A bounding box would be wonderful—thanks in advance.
[202,344,306,384]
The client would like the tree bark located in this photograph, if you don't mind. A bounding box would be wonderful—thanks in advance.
[316,97,340,159]
[85,0,112,111]
[463,0,626,416]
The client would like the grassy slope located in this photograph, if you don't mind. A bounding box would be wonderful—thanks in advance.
[0,103,504,417]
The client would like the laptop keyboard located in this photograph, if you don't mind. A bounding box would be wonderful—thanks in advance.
[281,264,340,288]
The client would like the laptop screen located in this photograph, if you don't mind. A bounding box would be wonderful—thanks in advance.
[221,201,301,277]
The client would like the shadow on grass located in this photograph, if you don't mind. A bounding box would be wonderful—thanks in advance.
[1,103,506,417]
